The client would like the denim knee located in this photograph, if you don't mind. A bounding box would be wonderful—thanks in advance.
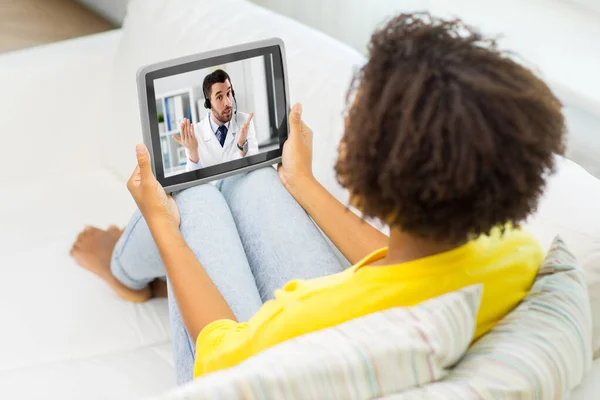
[173,184,223,218]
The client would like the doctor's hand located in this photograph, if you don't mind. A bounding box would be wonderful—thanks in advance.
[173,119,199,163]
[127,144,180,228]
[278,103,314,194]
[237,112,254,147]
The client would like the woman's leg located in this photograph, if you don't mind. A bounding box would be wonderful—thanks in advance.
[111,184,263,384]
[109,209,164,290]
[70,224,154,302]
[218,168,349,301]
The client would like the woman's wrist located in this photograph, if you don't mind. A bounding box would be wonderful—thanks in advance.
[146,215,184,261]
[287,173,319,203]
[146,212,180,234]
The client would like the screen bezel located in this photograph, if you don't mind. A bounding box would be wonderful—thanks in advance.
[137,39,288,192]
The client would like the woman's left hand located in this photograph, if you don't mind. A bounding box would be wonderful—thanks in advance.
[127,144,180,228]
[278,103,315,194]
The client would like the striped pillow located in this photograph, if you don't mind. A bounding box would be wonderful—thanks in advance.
[152,285,483,400]
[388,236,593,400]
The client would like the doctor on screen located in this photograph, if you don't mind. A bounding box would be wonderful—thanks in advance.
[173,69,259,171]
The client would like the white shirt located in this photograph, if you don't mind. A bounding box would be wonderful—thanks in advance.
[185,111,259,171]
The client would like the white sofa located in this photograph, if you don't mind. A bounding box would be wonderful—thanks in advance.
[0,1,599,398]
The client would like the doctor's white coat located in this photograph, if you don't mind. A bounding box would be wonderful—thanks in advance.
[185,111,259,171]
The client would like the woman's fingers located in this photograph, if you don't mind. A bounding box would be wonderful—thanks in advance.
[289,104,302,141]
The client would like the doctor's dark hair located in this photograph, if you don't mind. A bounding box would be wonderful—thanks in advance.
[203,69,233,108]
[335,13,566,244]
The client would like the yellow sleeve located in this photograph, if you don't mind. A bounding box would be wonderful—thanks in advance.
[192,276,347,377]
[193,319,252,378]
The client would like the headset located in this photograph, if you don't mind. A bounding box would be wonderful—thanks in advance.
[203,69,238,122]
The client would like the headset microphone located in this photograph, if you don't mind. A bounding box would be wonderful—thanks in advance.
[233,92,238,124]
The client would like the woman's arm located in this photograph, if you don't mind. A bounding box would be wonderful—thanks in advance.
[127,144,235,340]
[288,176,387,265]
[279,104,388,265]
[148,216,236,339]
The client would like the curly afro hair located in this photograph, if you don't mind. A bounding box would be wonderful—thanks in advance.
[335,13,566,244]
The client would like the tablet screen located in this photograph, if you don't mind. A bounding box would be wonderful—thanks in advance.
[141,42,288,189]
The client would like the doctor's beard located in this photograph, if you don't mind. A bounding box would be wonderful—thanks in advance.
[214,107,233,124]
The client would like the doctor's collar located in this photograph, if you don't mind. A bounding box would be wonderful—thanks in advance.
[208,111,232,134]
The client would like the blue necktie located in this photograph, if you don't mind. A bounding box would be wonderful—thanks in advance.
[216,125,227,147]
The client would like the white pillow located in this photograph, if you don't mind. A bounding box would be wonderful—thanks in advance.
[109,0,365,208]
[150,285,482,400]
[524,156,600,357]
[387,236,593,399]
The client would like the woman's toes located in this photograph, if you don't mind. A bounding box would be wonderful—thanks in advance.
[107,225,124,240]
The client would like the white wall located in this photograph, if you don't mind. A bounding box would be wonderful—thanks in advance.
[251,0,430,55]
[566,0,600,14]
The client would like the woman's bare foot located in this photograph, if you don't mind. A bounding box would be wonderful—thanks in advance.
[70,226,152,303]
[107,225,123,240]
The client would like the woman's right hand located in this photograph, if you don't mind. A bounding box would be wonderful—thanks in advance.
[173,118,199,163]
[278,103,315,193]
[127,144,180,228]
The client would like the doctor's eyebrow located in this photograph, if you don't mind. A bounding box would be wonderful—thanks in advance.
[213,84,232,97]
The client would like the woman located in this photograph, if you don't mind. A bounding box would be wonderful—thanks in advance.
[71,14,565,383]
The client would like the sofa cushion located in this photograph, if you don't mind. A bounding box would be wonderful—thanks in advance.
[388,236,593,399]
[152,285,482,400]
[110,0,365,207]
[524,156,600,357]
[0,168,169,371]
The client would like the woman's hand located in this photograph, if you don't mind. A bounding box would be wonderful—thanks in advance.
[127,144,180,228]
[278,103,315,193]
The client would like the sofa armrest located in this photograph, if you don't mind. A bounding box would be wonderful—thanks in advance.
[0,30,122,184]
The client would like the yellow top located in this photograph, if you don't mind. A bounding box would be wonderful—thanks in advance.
[194,227,543,378]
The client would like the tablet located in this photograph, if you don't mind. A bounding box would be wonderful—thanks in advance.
[136,38,289,193]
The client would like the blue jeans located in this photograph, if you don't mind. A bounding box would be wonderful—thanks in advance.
[110,168,347,384]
